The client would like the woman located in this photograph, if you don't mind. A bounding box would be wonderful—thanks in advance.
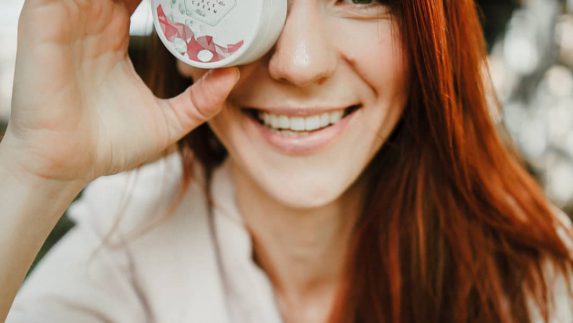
[1,0,572,322]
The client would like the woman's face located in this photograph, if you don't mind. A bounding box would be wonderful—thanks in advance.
[178,0,408,209]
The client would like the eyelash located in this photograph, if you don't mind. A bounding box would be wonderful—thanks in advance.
[337,0,390,15]
[341,0,387,7]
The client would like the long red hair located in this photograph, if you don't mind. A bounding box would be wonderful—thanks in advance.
[142,0,573,322]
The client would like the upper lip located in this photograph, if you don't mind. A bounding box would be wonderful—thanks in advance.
[241,105,361,117]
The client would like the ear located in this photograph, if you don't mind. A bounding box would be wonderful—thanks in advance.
[176,60,207,81]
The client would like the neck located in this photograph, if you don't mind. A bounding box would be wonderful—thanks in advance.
[229,163,365,315]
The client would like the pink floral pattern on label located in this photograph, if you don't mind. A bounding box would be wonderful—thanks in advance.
[157,4,244,63]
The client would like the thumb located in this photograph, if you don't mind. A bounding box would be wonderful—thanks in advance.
[162,67,240,143]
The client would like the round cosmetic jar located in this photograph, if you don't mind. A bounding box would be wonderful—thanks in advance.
[150,0,287,68]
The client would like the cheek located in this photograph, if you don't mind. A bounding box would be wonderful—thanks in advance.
[206,102,241,151]
[329,19,408,151]
[329,19,407,102]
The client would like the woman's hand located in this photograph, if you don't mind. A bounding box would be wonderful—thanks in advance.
[1,0,239,184]
[0,2,239,318]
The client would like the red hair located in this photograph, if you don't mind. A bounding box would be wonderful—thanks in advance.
[143,0,573,321]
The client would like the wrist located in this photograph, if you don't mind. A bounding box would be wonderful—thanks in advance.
[0,137,86,322]
[0,142,87,217]
[0,134,89,192]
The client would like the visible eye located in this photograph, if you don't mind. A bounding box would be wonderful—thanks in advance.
[336,0,390,18]
[349,0,376,3]
[341,0,388,6]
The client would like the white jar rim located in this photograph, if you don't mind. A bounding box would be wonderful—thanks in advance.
[151,0,287,68]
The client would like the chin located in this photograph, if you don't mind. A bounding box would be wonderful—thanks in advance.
[227,155,361,211]
[210,107,381,212]
[264,179,347,210]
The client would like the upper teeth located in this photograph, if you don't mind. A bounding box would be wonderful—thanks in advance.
[258,110,345,132]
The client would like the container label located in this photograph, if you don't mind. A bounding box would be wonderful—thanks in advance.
[154,2,244,63]
[183,0,236,26]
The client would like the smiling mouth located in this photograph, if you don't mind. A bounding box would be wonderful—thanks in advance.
[241,105,361,135]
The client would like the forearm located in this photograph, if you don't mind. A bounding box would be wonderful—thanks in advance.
[0,145,86,322]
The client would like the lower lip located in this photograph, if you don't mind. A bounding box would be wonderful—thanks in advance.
[244,108,359,155]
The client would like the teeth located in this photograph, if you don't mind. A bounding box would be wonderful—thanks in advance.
[258,110,346,132]
[291,118,306,131]
[305,116,321,131]
[329,111,343,123]
[320,114,330,127]
[279,115,289,128]
[271,115,280,129]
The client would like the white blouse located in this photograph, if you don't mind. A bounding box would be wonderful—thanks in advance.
[6,154,573,323]
[8,154,283,323]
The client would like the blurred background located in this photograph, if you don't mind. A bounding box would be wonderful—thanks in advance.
[0,0,572,268]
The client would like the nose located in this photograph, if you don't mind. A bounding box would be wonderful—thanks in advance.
[267,2,337,87]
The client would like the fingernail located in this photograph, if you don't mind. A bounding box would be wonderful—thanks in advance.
[205,67,240,83]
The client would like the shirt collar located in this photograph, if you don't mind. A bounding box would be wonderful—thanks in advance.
[210,158,283,323]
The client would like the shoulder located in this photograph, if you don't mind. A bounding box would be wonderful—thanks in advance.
[531,258,573,323]
[8,155,231,323]
[552,207,573,254]
[529,207,573,323]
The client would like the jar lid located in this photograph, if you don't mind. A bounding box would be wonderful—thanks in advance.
[151,0,287,68]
